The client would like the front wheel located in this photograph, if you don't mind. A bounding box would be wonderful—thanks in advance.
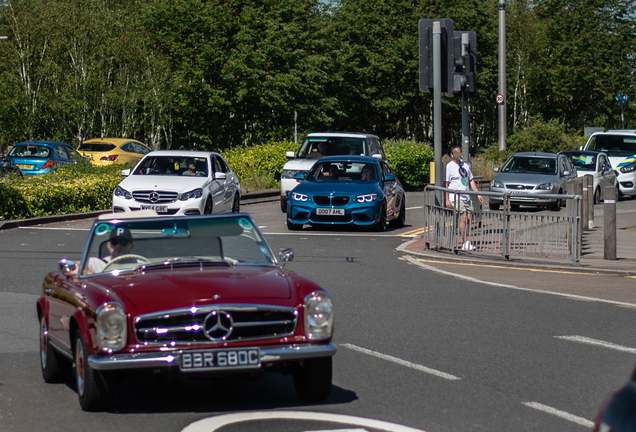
[280,197,287,213]
[74,332,112,411]
[594,187,601,205]
[204,197,213,214]
[374,201,387,231]
[232,193,240,213]
[40,316,71,383]
[293,357,332,402]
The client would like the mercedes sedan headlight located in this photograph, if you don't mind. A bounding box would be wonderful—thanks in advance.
[114,185,132,200]
[537,183,553,190]
[620,163,636,174]
[491,179,504,189]
[304,292,333,340]
[96,302,127,353]
[291,192,308,202]
[355,193,378,203]
[178,188,203,201]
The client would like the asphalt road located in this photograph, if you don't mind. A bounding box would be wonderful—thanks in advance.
[1,192,635,432]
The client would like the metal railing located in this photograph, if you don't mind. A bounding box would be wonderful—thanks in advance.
[424,186,582,265]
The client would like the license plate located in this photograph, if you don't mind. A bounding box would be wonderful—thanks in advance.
[140,204,168,213]
[16,164,33,170]
[316,208,345,216]
[180,348,260,372]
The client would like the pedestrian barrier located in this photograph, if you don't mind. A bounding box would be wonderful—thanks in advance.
[423,186,582,265]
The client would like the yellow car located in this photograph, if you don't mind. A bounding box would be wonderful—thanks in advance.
[78,138,152,166]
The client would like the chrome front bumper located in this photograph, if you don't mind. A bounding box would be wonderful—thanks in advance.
[88,342,337,371]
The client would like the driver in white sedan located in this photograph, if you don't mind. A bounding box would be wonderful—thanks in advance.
[64,227,136,276]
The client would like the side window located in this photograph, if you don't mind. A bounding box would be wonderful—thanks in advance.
[56,145,70,159]
[559,157,568,175]
[137,143,151,154]
[217,156,231,173]
[212,156,223,174]
[120,143,131,152]
[380,161,391,178]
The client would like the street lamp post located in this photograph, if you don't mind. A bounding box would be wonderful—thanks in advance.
[616,93,628,129]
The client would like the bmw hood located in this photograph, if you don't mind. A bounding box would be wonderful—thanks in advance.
[294,180,380,195]
[493,172,558,185]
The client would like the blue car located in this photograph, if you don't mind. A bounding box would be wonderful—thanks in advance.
[7,141,85,176]
[286,156,406,231]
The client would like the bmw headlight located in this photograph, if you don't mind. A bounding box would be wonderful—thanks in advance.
[178,188,203,201]
[304,292,333,340]
[355,193,378,203]
[620,163,636,173]
[282,169,304,179]
[114,185,132,200]
[96,302,127,353]
[291,192,308,202]
[538,183,553,190]
[491,179,504,188]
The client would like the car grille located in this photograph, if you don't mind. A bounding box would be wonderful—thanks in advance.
[132,190,178,203]
[311,214,353,223]
[313,196,350,206]
[134,305,298,344]
[505,184,535,190]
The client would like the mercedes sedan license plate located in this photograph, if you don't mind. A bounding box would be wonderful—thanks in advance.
[180,348,260,372]
[316,208,345,216]
[140,204,168,213]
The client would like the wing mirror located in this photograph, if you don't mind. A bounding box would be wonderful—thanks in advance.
[493,167,500,172]
[121,169,130,177]
[286,151,295,159]
[59,258,77,274]
[214,172,227,180]
[278,248,294,268]
[294,172,305,180]
[384,173,396,182]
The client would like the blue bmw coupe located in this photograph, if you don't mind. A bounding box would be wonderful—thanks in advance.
[286,156,406,231]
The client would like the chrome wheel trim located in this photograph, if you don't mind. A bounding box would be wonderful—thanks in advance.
[75,338,85,396]
[40,318,48,369]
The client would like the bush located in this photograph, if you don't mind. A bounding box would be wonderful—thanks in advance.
[384,139,434,190]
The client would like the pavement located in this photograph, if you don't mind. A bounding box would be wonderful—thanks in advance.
[400,199,636,276]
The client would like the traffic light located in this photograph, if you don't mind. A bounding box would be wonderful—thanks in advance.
[418,19,455,96]
[452,31,477,97]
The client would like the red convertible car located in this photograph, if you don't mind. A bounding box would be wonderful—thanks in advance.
[37,212,335,411]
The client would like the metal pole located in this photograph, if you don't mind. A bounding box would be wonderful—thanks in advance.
[461,33,470,164]
[433,21,443,206]
[604,186,617,260]
[498,0,507,151]
[294,110,297,144]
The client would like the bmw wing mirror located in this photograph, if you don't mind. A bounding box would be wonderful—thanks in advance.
[278,248,294,268]
[293,172,305,180]
[384,173,396,182]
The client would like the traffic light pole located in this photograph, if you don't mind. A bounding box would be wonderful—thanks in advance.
[498,0,507,151]
[460,33,470,163]
[433,21,443,206]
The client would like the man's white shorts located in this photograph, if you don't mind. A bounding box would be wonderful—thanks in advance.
[451,199,474,213]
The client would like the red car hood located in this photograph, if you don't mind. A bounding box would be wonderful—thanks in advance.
[90,266,292,311]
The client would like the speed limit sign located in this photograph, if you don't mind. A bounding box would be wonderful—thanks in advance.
[496,94,505,104]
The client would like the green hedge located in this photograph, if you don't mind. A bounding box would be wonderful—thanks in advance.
[0,139,434,220]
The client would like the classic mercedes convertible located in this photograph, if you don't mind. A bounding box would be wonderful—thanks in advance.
[37,211,335,411]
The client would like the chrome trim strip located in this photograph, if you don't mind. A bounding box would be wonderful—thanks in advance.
[135,304,297,321]
[88,342,337,371]
[138,320,295,334]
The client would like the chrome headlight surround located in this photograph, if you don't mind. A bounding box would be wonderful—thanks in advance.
[620,163,636,174]
[178,188,203,201]
[355,193,378,203]
[491,179,504,189]
[537,182,553,190]
[96,302,127,353]
[304,292,334,340]
[291,192,309,202]
[114,185,132,200]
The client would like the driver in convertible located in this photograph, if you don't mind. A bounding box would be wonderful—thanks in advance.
[64,227,136,276]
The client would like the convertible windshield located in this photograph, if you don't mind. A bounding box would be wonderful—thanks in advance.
[307,161,378,181]
[133,156,209,176]
[501,156,556,175]
[80,215,275,276]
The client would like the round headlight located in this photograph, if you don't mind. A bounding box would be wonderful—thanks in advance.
[305,292,334,340]
[96,302,127,353]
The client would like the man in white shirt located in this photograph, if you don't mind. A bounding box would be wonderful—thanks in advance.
[444,146,483,250]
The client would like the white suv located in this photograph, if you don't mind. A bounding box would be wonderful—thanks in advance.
[280,132,386,212]
[582,130,636,198]
[112,150,241,215]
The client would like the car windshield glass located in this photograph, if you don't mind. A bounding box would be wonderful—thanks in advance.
[133,156,208,176]
[78,143,117,152]
[9,145,51,158]
[307,161,378,181]
[297,137,366,158]
[80,215,276,276]
[564,153,596,171]
[501,156,556,174]
[589,136,636,156]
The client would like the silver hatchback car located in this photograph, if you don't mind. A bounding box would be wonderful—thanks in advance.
[489,152,577,211]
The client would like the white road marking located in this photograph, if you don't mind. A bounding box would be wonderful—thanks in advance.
[181,411,429,432]
[306,429,368,432]
[522,402,594,428]
[342,343,461,381]
[556,335,636,354]
[403,255,636,308]
[19,226,89,231]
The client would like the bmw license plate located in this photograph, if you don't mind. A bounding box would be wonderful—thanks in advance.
[140,204,168,213]
[180,348,260,372]
[316,208,345,216]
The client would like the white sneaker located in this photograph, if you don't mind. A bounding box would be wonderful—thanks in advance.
[462,241,476,251]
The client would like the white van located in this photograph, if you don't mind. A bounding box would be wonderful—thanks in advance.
[280,132,386,212]
[582,130,636,198]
